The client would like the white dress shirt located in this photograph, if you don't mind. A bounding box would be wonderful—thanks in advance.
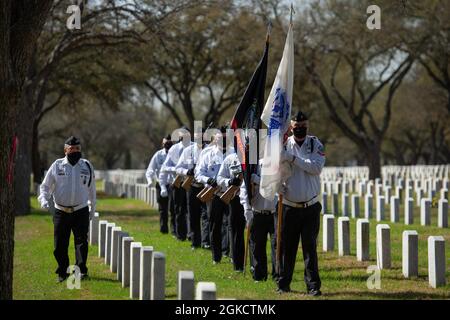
[195,145,234,188]
[145,148,167,186]
[240,160,277,212]
[159,141,193,188]
[281,135,325,202]
[175,143,203,176]
[38,157,96,213]
[217,152,242,194]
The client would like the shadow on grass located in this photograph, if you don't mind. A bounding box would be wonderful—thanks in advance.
[87,276,120,283]
[100,210,155,218]
[323,290,450,299]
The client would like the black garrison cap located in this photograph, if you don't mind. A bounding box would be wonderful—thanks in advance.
[292,111,309,122]
[65,136,80,146]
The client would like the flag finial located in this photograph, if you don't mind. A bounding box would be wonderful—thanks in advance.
[290,3,296,26]
[266,20,273,42]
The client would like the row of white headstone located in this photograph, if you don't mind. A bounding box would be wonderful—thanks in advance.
[103,181,159,209]
[320,192,449,228]
[322,215,447,288]
[88,213,218,300]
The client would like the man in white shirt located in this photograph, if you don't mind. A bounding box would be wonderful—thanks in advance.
[174,129,206,248]
[217,151,245,272]
[145,134,173,234]
[159,126,193,241]
[38,136,96,282]
[277,111,326,296]
[195,126,233,263]
[240,158,277,281]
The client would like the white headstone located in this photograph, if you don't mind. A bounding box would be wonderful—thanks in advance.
[356,219,370,261]
[98,220,108,257]
[420,198,431,226]
[178,271,195,300]
[351,195,360,218]
[110,226,122,273]
[196,282,216,300]
[151,252,166,300]
[89,212,100,245]
[121,236,134,287]
[376,196,385,222]
[438,199,448,228]
[402,230,418,278]
[139,246,154,300]
[338,217,350,256]
[427,236,446,288]
[365,194,373,219]
[376,224,391,269]
[130,242,142,299]
[405,198,414,225]
[390,196,399,223]
[105,222,116,265]
[323,214,335,252]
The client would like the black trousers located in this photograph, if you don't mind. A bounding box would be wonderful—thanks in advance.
[174,186,188,241]
[53,206,90,276]
[156,183,169,233]
[187,185,204,247]
[209,195,228,262]
[201,201,211,247]
[249,213,276,281]
[276,202,322,291]
[222,206,230,256]
[229,196,246,270]
[168,185,176,236]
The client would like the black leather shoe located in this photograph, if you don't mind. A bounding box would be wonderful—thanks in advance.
[57,274,69,283]
[276,287,291,294]
[80,273,89,280]
[307,289,322,296]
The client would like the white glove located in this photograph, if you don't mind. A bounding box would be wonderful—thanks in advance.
[41,202,50,210]
[160,189,168,198]
[251,173,260,185]
[244,210,254,226]
[280,150,294,163]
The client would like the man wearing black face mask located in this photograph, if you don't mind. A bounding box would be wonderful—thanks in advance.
[38,136,96,283]
[277,111,326,297]
[146,134,173,234]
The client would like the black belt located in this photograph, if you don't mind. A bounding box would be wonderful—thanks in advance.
[254,210,274,215]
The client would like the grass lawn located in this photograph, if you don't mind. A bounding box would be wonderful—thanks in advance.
[13,191,450,300]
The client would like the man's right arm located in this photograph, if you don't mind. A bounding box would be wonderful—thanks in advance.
[145,152,158,186]
[195,152,210,185]
[38,162,56,210]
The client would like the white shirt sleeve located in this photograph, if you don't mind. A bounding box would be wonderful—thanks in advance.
[292,139,325,175]
[86,160,96,214]
[161,145,179,174]
[239,182,252,212]
[175,148,189,176]
[195,151,211,185]
[217,156,232,190]
[145,152,159,186]
[38,161,56,208]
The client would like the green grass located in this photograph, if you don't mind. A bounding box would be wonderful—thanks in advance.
[13,192,450,300]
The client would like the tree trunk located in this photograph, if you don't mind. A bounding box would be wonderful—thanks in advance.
[367,143,382,180]
[31,121,42,184]
[0,90,19,300]
[14,99,33,216]
[0,0,53,299]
